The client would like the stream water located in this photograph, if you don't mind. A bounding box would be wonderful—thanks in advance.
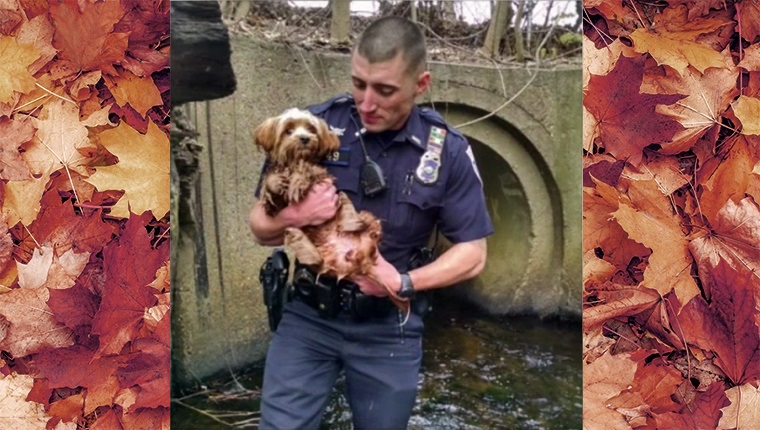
[171,298,582,429]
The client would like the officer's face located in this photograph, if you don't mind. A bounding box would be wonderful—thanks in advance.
[351,52,430,133]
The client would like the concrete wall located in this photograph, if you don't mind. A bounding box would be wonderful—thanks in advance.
[172,37,582,383]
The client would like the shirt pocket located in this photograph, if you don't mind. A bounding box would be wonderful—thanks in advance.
[389,176,444,245]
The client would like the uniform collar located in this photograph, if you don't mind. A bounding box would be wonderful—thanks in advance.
[350,103,427,151]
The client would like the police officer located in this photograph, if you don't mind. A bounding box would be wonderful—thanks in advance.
[249,16,493,430]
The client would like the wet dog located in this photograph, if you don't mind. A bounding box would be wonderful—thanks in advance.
[254,109,408,312]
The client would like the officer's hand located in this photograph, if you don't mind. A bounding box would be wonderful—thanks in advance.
[353,253,401,298]
[280,180,339,227]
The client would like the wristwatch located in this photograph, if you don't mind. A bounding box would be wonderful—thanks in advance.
[397,273,415,299]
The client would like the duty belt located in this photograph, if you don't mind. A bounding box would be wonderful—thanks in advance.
[292,265,396,320]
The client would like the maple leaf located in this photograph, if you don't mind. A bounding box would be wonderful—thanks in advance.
[0,174,48,226]
[732,95,760,135]
[629,5,732,75]
[0,36,40,103]
[653,381,729,430]
[15,14,57,75]
[117,313,169,410]
[689,197,760,288]
[717,383,760,430]
[29,187,117,256]
[612,175,700,305]
[104,70,162,118]
[0,116,34,181]
[584,55,685,166]
[25,99,93,178]
[0,372,49,429]
[0,285,74,358]
[89,408,123,430]
[642,48,739,152]
[738,43,760,72]
[90,212,168,356]
[16,245,53,290]
[31,345,126,416]
[120,406,168,430]
[698,136,757,223]
[677,259,760,384]
[48,0,128,76]
[583,351,637,429]
[609,356,683,416]
[0,0,23,36]
[583,178,652,268]
[736,0,760,43]
[85,121,170,219]
[584,281,660,331]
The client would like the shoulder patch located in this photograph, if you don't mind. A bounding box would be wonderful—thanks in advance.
[465,145,483,185]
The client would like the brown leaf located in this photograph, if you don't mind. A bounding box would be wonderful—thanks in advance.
[677,259,760,384]
[103,70,162,118]
[689,197,760,288]
[736,0,760,43]
[583,351,637,430]
[48,0,127,76]
[0,285,74,358]
[0,117,34,181]
[642,48,739,152]
[612,181,699,304]
[14,14,56,74]
[654,382,729,429]
[732,96,760,135]
[584,282,660,330]
[584,55,685,166]
[629,5,732,75]
[698,136,758,223]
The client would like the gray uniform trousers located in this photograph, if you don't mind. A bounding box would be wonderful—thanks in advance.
[259,299,424,430]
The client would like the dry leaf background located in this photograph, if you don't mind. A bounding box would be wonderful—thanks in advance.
[584,0,760,429]
[0,0,170,428]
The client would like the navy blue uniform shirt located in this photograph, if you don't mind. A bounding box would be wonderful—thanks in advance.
[307,95,493,271]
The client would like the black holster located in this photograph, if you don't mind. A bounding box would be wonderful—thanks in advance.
[259,248,291,331]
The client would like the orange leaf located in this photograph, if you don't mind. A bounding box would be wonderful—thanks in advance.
[629,5,731,75]
[732,95,760,135]
[25,99,93,177]
[717,383,760,430]
[0,36,40,103]
[104,70,162,118]
[85,121,170,219]
[0,116,34,181]
[583,351,637,430]
[48,0,127,76]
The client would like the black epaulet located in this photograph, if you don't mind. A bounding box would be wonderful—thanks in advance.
[308,94,354,115]
[419,106,465,140]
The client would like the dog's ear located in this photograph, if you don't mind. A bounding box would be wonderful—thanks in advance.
[315,118,340,159]
[253,117,279,152]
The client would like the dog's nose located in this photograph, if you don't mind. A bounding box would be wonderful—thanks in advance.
[299,136,310,145]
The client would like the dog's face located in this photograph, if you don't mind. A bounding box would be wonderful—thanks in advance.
[253,109,340,166]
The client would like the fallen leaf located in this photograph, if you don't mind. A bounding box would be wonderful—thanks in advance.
[0,372,48,429]
[731,95,760,135]
[104,69,162,118]
[642,48,739,152]
[584,55,685,166]
[0,286,74,358]
[0,36,40,103]
[630,5,731,75]
[736,0,760,43]
[25,99,93,178]
[14,14,56,74]
[677,259,760,384]
[654,382,729,429]
[583,351,637,430]
[698,136,757,223]
[0,116,35,181]
[717,383,760,430]
[48,0,127,76]
[85,121,170,219]
[1,175,48,226]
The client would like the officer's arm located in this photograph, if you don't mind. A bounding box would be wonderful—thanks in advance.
[408,238,487,292]
[249,180,340,246]
[357,238,486,297]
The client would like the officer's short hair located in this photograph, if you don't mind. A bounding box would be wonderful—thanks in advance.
[355,16,427,75]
